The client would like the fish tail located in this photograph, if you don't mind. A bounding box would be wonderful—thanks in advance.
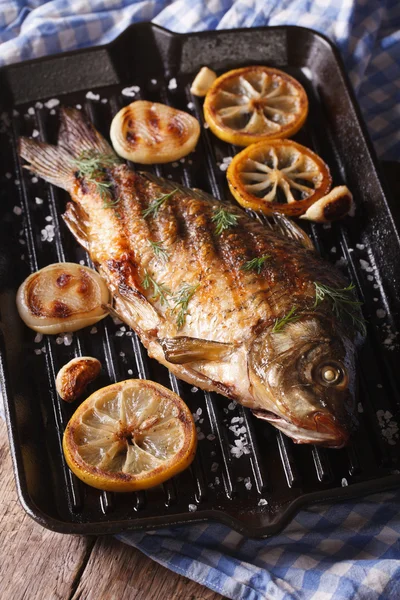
[19,107,116,191]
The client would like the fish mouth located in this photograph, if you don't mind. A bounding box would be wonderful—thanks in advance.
[252,409,349,448]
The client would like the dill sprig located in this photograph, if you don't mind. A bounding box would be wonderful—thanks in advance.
[149,240,169,263]
[272,306,301,333]
[142,189,178,219]
[73,151,120,208]
[211,207,241,235]
[313,282,366,335]
[173,282,199,329]
[142,270,171,306]
[240,254,271,274]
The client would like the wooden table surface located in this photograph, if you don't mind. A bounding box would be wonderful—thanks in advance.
[0,418,225,600]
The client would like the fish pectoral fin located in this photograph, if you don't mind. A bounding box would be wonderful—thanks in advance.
[268,213,315,251]
[160,336,234,364]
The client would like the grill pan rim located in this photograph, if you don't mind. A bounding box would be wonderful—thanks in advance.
[0,22,399,538]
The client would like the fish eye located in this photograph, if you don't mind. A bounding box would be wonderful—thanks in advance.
[317,362,347,387]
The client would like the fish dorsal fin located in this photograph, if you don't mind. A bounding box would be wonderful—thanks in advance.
[266,213,315,251]
[160,336,234,364]
[140,172,218,205]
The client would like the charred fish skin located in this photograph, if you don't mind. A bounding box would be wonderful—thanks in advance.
[18,107,363,448]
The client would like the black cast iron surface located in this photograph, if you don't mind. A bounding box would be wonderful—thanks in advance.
[0,24,399,537]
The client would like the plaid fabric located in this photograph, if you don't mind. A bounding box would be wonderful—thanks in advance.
[1,2,400,599]
[0,1,399,159]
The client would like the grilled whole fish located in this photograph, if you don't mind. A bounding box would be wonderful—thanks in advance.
[19,108,363,448]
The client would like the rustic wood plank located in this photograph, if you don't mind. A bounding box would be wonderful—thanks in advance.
[72,535,226,600]
[0,418,92,600]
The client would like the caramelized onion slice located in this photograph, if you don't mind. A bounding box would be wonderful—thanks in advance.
[110,101,200,164]
[17,263,110,334]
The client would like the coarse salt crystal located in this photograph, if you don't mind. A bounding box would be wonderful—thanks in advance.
[356,244,365,250]
[76,104,82,110]
[85,91,100,101]
[188,504,197,512]
[122,85,140,97]
[151,79,157,85]
[34,348,42,355]
[258,499,268,506]
[197,432,205,441]
[376,309,386,319]
[115,330,124,337]
[27,107,35,115]
[45,215,53,222]
[32,129,39,138]
[357,402,364,413]
[35,102,43,109]
[101,98,108,104]
[168,78,177,90]
[211,462,219,472]
[359,259,373,272]
[367,275,374,281]
[45,98,60,109]
[41,224,55,242]
[203,122,209,129]
[228,401,236,410]
[245,481,252,490]
[90,327,97,334]
[172,162,179,168]
[5,172,12,179]
[196,408,202,416]
[330,247,337,253]
[219,163,229,172]
[207,434,216,441]
[341,478,348,487]
[31,177,38,183]
[34,333,43,343]
[187,102,194,110]
[13,206,22,215]
[35,197,43,205]
[127,369,133,375]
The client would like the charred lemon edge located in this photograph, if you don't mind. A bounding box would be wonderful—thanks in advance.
[227,139,332,217]
[62,379,197,492]
[204,66,309,147]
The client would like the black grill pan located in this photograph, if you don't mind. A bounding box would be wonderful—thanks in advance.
[0,24,399,538]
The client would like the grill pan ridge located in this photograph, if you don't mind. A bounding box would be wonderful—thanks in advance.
[0,24,399,538]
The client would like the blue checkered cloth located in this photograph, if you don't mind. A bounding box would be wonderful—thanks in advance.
[1,2,400,599]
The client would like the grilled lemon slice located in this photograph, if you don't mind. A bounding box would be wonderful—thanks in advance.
[110,101,200,164]
[204,66,308,146]
[227,139,332,217]
[63,379,197,492]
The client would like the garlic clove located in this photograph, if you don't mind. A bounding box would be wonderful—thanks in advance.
[190,67,217,97]
[56,357,101,402]
[110,101,200,164]
[300,186,353,223]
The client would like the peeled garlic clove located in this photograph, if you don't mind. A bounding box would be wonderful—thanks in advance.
[110,101,200,164]
[300,186,353,223]
[190,66,217,97]
[56,357,101,402]
[16,263,110,334]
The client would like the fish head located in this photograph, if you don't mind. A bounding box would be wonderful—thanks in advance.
[248,316,356,448]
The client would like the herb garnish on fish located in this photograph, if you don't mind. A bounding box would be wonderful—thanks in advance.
[272,305,300,333]
[149,240,169,263]
[173,283,199,328]
[74,151,120,208]
[212,207,241,235]
[142,270,171,306]
[313,282,366,335]
[142,189,178,218]
[240,255,271,274]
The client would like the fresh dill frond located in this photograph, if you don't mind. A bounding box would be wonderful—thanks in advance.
[73,150,120,209]
[240,254,271,274]
[272,305,300,333]
[142,270,171,306]
[73,151,118,177]
[173,282,199,329]
[211,207,241,236]
[313,281,366,335]
[142,189,178,219]
[149,240,169,263]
